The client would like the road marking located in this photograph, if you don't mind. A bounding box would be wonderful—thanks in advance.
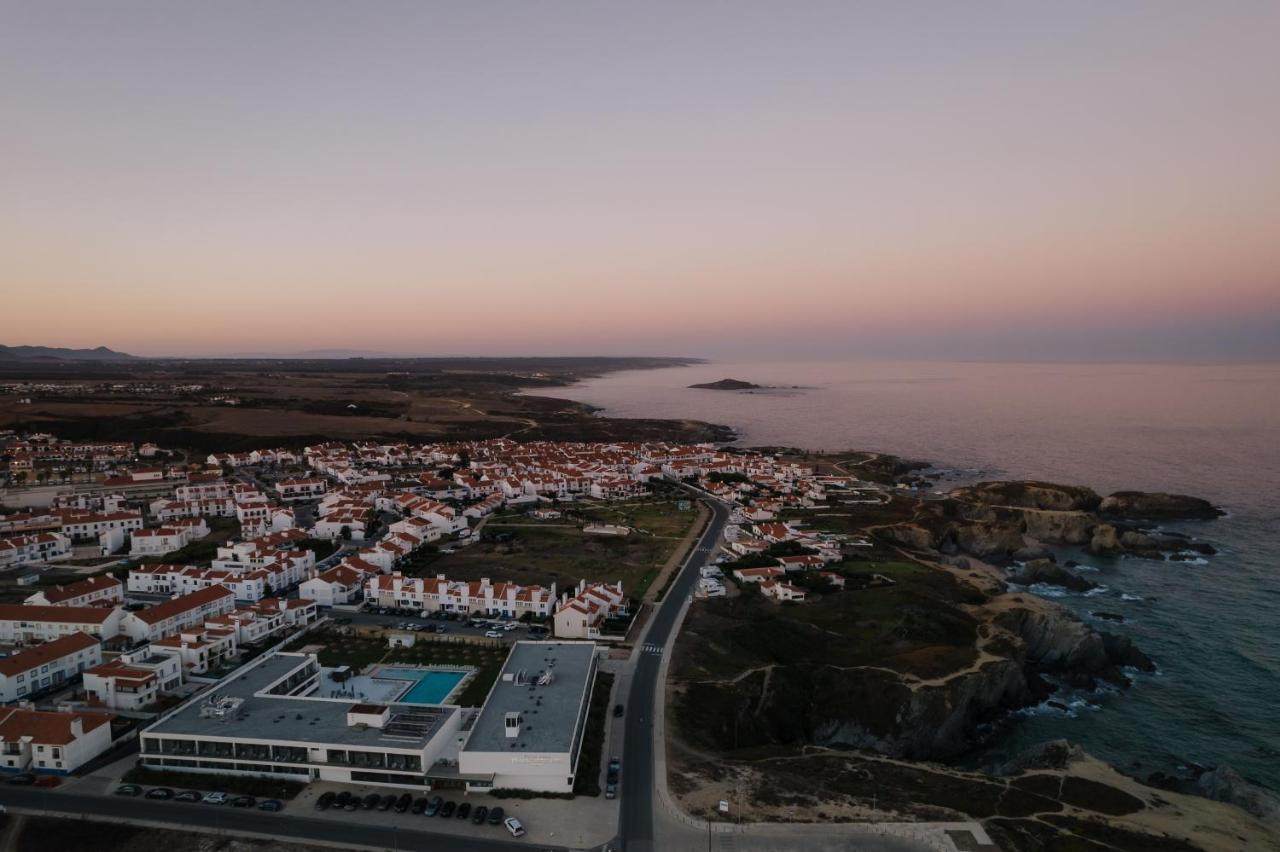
[642,643,664,654]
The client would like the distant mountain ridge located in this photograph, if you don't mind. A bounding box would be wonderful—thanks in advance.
[0,344,136,361]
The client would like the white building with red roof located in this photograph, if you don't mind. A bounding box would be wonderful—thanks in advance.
[24,575,123,609]
[0,532,72,568]
[553,580,627,640]
[0,604,124,644]
[0,706,115,775]
[0,632,102,702]
[120,586,236,644]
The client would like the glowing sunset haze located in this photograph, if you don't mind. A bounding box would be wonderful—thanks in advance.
[2,1,1278,359]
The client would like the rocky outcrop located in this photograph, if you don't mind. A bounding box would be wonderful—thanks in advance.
[994,603,1150,687]
[1011,559,1097,592]
[997,739,1084,775]
[1196,766,1280,830]
[1089,524,1123,555]
[805,659,1031,759]
[950,481,1102,512]
[1099,491,1224,521]
[954,521,1026,560]
[1018,509,1096,545]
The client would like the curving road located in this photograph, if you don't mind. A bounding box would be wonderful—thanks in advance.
[618,494,732,851]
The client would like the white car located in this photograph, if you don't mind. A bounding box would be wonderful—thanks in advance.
[202,791,229,805]
[503,622,519,631]
[504,816,526,837]
[484,630,503,639]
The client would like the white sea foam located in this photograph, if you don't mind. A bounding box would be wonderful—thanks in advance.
[1121,593,1144,602]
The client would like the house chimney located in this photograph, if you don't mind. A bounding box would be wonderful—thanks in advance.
[70,717,84,738]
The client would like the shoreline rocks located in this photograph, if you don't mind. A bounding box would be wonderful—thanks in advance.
[1011,559,1098,592]
[1100,491,1225,521]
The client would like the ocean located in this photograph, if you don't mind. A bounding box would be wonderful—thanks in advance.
[551,360,1280,789]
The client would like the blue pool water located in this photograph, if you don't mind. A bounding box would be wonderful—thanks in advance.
[380,668,467,704]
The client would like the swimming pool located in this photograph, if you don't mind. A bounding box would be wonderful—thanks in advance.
[379,668,468,704]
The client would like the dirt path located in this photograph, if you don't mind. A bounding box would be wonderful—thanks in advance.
[643,502,710,604]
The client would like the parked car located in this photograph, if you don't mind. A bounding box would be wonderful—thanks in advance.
[424,796,442,816]
[6,774,35,786]
[377,793,395,811]
[439,800,457,818]
[343,793,359,811]
[471,805,489,824]
[202,792,229,805]
[504,816,526,837]
[362,793,380,810]
[456,802,471,819]
[333,791,352,810]
[315,791,336,810]
[394,793,412,813]
[487,806,505,826]
[613,703,625,717]
[231,796,256,808]
[114,784,143,796]
[258,799,284,812]
[609,756,622,772]
[606,782,617,799]
[145,787,174,799]
[484,630,503,638]
[411,797,428,815]
[176,790,203,803]
[34,775,61,788]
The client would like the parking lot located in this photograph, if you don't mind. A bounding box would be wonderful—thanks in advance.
[338,605,552,643]
[86,772,620,849]
[288,778,618,848]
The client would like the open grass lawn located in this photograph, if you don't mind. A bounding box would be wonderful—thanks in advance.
[421,501,697,599]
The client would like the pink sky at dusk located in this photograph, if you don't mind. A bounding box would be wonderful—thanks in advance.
[2,2,1278,360]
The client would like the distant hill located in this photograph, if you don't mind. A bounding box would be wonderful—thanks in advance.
[0,344,136,361]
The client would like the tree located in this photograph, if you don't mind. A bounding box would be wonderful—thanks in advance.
[339,525,352,541]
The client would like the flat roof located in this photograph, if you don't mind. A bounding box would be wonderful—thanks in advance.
[146,652,455,751]
[462,641,596,756]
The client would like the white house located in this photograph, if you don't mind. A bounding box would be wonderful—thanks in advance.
[0,706,116,775]
[82,651,183,712]
[552,581,627,641]
[24,575,123,608]
[120,586,237,644]
[0,533,73,568]
[0,632,103,703]
[0,605,124,644]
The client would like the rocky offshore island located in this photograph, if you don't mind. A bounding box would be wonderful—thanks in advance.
[688,377,763,390]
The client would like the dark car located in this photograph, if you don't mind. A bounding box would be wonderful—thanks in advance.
[315,791,336,810]
[34,775,61,788]
[456,801,471,819]
[606,782,617,799]
[333,790,353,810]
[145,787,175,800]
[424,795,442,816]
[114,784,143,796]
[613,703,624,718]
[394,792,412,813]
[439,800,457,818]
[377,793,395,811]
[231,795,256,808]
[258,799,284,812]
[6,774,35,786]
[176,790,203,803]
[609,756,622,773]
[472,805,489,824]
[411,796,428,815]
[362,793,381,810]
[487,806,505,826]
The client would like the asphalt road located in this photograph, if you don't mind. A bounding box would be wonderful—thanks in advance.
[2,786,554,852]
[618,495,732,852]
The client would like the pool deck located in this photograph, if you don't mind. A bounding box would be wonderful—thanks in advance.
[315,664,473,706]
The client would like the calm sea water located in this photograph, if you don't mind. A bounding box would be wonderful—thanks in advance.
[553,360,1280,788]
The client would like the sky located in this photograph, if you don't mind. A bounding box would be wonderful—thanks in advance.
[2,1,1278,360]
